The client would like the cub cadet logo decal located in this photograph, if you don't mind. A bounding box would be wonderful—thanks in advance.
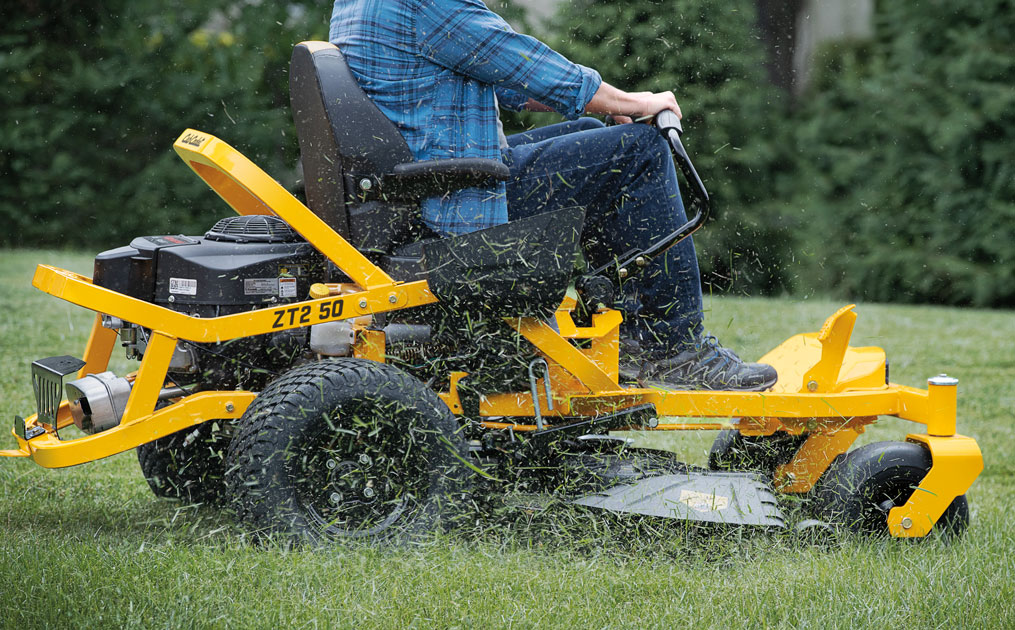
[678,490,730,513]
[179,132,207,147]
[271,298,344,329]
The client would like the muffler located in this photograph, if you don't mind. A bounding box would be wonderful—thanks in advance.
[65,372,194,434]
[65,372,132,434]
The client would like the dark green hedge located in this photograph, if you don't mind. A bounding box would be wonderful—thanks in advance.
[0,0,326,249]
[793,0,1015,307]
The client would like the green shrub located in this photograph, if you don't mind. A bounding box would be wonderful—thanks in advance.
[794,0,1015,307]
[0,1,327,249]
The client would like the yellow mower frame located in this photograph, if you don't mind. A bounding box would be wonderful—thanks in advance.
[4,129,982,538]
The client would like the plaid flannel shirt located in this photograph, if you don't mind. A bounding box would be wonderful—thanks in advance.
[329,0,602,235]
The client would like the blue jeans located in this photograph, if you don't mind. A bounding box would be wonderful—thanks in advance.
[503,118,704,352]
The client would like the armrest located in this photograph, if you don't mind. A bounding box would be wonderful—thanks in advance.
[387,158,510,197]
[391,158,510,181]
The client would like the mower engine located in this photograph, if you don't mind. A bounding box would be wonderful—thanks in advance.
[63,214,437,434]
[88,215,327,394]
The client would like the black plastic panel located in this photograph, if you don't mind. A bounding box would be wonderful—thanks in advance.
[422,207,585,318]
[93,245,143,297]
[153,239,324,309]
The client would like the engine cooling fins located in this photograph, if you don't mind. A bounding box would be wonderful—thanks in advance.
[205,215,305,243]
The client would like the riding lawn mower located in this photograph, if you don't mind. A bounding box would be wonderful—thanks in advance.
[3,42,983,544]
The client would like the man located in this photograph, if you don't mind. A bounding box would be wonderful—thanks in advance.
[329,0,777,391]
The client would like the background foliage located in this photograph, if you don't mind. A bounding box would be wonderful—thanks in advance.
[0,0,325,247]
[791,0,1015,307]
[2,0,1012,306]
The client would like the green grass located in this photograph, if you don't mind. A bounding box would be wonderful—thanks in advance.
[1,248,1013,629]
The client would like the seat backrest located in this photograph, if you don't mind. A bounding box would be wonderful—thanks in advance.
[289,41,416,247]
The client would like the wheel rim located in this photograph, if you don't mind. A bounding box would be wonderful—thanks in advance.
[292,415,432,538]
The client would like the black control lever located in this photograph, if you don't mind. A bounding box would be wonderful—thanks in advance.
[587,109,711,279]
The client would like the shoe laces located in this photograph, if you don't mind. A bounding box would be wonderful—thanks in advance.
[696,334,743,370]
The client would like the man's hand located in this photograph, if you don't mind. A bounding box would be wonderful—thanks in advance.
[585,82,681,123]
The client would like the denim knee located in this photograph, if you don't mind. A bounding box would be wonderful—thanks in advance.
[596,122,670,160]
[627,122,670,152]
[573,117,606,132]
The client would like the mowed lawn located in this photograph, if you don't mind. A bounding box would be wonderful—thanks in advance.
[1,248,1012,629]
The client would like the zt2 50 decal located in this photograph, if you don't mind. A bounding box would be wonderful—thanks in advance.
[271,298,345,329]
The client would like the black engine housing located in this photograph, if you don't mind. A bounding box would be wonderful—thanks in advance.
[93,216,328,389]
[94,217,325,316]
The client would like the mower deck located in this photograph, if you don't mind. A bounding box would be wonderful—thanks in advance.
[572,470,785,528]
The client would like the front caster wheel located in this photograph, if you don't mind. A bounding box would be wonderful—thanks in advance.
[225,359,472,545]
[814,441,969,539]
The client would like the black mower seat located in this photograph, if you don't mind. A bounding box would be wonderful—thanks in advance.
[289,41,510,279]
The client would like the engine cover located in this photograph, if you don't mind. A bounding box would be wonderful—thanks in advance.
[150,238,323,313]
[94,218,326,316]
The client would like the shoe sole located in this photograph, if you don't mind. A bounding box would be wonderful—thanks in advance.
[637,374,779,393]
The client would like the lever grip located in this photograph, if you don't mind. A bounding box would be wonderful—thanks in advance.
[654,110,708,206]
[654,109,683,136]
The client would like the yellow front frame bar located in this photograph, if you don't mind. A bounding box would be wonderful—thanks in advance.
[32,264,437,345]
[10,393,254,468]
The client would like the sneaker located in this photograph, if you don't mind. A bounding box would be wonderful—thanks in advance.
[618,336,647,383]
[636,334,778,391]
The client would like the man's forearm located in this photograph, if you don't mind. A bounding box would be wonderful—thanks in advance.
[510,78,680,122]
[584,82,681,119]
[585,83,642,115]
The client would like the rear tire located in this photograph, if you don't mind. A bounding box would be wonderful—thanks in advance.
[814,441,969,538]
[137,420,232,504]
[225,358,472,545]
